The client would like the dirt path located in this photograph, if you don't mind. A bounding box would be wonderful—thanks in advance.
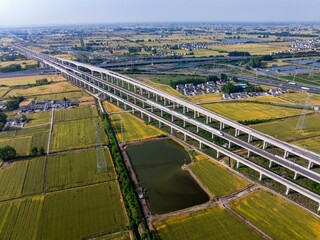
[43,108,54,192]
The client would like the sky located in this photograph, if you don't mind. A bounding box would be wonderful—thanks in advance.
[0,0,320,27]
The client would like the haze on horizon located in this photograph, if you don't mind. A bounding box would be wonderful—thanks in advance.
[0,0,320,27]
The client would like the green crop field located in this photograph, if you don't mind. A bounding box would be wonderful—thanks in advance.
[0,136,33,155]
[97,232,131,240]
[0,196,45,240]
[50,117,107,152]
[46,148,115,191]
[155,206,262,240]
[202,102,308,121]
[36,183,128,240]
[190,158,249,197]
[0,157,45,201]
[251,114,320,142]
[0,183,128,240]
[54,106,99,122]
[23,111,52,127]
[280,73,320,86]
[230,190,320,240]
[109,112,164,142]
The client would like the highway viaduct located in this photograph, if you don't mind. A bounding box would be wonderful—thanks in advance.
[14,45,320,211]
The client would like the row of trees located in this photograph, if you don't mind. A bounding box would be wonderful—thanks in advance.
[169,75,219,88]
[101,113,157,239]
[0,64,22,73]
[221,83,264,94]
[30,146,46,156]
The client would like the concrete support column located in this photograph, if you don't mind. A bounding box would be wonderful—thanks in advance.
[142,102,145,108]
[147,91,151,98]
[164,98,167,105]
[132,109,135,114]
[159,121,162,128]
[235,129,240,137]
[128,83,130,90]
[206,116,209,124]
[228,141,231,148]
[124,104,127,110]
[197,126,199,133]
[171,115,174,122]
[194,111,197,119]
[259,173,263,181]
[184,134,187,142]
[134,85,137,92]
[122,80,124,87]
[236,161,240,169]
[100,73,103,80]
[263,141,268,150]
[113,88,116,94]
[120,91,123,98]
[285,187,291,195]
[116,100,119,106]
[134,98,137,104]
[294,172,299,180]
[247,150,251,158]
[151,106,154,113]
[187,107,189,113]
[219,122,225,130]
[283,150,289,159]
[183,106,186,114]
[183,121,186,128]
[212,133,214,139]
[308,161,314,169]
[156,95,158,102]
[148,116,151,123]
[127,95,129,101]
[216,151,221,158]
[141,112,144,119]
[161,110,163,117]
[140,87,143,95]
[170,127,173,135]
[199,142,202,149]
[248,134,253,143]
[197,112,200,118]
[269,160,273,168]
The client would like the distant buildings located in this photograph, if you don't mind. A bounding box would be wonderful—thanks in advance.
[176,81,219,96]
[18,99,74,114]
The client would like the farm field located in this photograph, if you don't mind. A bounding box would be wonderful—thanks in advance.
[190,157,249,197]
[292,136,320,154]
[190,92,222,103]
[22,111,52,127]
[104,101,126,113]
[97,232,131,240]
[0,136,33,155]
[50,117,107,152]
[281,92,320,105]
[5,82,79,98]
[251,113,320,142]
[54,106,99,122]
[0,75,65,86]
[230,190,320,240]
[154,206,262,240]
[202,102,306,121]
[0,183,128,240]
[245,95,293,104]
[0,87,9,97]
[108,108,164,142]
[36,183,128,240]
[0,157,45,201]
[46,148,115,191]
[35,90,86,101]
[209,42,292,55]
[0,59,38,69]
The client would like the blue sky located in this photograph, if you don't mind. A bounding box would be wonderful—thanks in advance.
[0,0,319,26]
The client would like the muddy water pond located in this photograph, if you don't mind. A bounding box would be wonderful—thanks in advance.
[125,140,209,214]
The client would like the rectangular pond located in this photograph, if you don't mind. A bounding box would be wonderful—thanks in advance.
[125,140,209,215]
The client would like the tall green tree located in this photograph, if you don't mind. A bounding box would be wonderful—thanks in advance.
[0,146,17,161]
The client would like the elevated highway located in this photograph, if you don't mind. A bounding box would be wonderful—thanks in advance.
[14,45,320,211]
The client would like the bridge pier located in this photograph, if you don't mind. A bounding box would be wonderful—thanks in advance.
[183,120,186,128]
[148,116,151,123]
[170,127,174,135]
[183,106,186,114]
[269,160,273,168]
[263,141,268,150]
[294,172,299,180]
[199,142,202,149]
[247,150,251,158]
[141,112,144,119]
[219,122,225,130]
[159,121,162,128]
[216,151,221,158]
[259,173,263,181]
[248,135,253,143]
[283,150,290,159]
[184,134,187,142]
[151,106,154,113]
[171,115,174,122]
[236,161,241,169]
[235,129,240,137]
[194,111,197,119]
[286,187,291,195]
[308,161,314,169]
[196,126,199,133]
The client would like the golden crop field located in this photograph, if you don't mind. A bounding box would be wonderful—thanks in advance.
[252,113,320,142]
[109,111,164,142]
[0,75,65,86]
[281,92,320,106]
[154,206,262,240]
[0,87,9,97]
[202,102,306,121]
[190,157,249,197]
[0,59,37,68]
[190,93,222,103]
[54,106,99,122]
[261,60,290,68]
[55,53,77,60]
[35,91,85,101]
[6,82,79,98]
[23,111,52,127]
[104,101,126,113]
[292,136,320,154]
[0,136,33,155]
[230,190,320,240]
[19,98,34,107]
[209,42,292,55]
[245,95,293,104]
